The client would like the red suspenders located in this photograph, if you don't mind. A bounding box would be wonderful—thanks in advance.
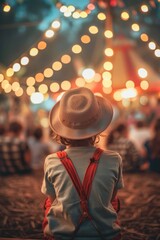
[57,148,105,240]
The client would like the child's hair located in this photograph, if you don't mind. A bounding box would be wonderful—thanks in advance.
[51,131,99,146]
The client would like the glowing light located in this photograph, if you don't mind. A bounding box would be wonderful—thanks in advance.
[30,92,44,104]
[82,68,95,80]
[3,4,11,12]
[64,10,72,17]
[1,80,9,89]
[29,48,38,56]
[126,80,135,88]
[38,84,48,94]
[20,56,29,65]
[122,99,130,108]
[13,63,21,72]
[56,92,65,102]
[138,68,148,78]
[6,68,14,77]
[72,12,80,19]
[121,11,129,21]
[94,73,101,82]
[26,86,35,96]
[81,35,91,44]
[75,77,85,87]
[148,41,156,50]
[52,61,62,71]
[140,80,149,90]
[131,23,140,32]
[87,3,95,10]
[140,96,148,105]
[104,48,114,57]
[35,73,44,82]
[104,30,113,38]
[113,91,122,101]
[103,87,112,94]
[72,45,82,54]
[15,88,23,97]
[0,74,4,82]
[140,33,148,42]
[97,13,106,21]
[89,26,98,34]
[26,77,35,86]
[103,62,113,71]
[121,88,137,99]
[12,82,20,91]
[4,84,12,93]
[45,30,54,38]
[50,82,60,92]
[61,81,71,90]
[80,11,87,18]
[102,71,112,80]
[154,49,160,57]
[141,5,149,13]
[67,5,75,12]
[61,55,71,64]
[60,6,67,13]
[37,41,47,50]
[51,20,61,29]
[44,68,54,78]
[102,79,112,88]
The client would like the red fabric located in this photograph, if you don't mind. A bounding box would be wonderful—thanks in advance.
[42,197,51,230]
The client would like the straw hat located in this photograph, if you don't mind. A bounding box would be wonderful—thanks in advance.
[49,87,113,139]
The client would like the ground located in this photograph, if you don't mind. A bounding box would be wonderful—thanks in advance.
[0,170,160,240]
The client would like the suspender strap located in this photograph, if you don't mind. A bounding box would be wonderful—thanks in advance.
[57,148,105,240]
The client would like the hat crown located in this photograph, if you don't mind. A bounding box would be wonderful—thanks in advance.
[59,88,99,129]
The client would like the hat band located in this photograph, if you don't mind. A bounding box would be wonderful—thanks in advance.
[61,112,99,129]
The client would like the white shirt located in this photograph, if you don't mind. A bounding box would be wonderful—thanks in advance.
[41,146,124,240]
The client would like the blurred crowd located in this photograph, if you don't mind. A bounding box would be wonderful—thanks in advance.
[0,112,160,175]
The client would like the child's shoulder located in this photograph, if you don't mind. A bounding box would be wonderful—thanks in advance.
[102,149,122,162]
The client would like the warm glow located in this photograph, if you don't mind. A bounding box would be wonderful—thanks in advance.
[6,68,14,77]
[82,68,95,80]
[103,87,112,94]
[38,84,48,94]
[35,73,44,82]
[61,80,71,90]
[1,80,9,89]
[89,26,98,34]
[131,23,140,32]
[44,68,54,78]
[102,71,112,80]
[37,41,47,50]
[97,13,106,21]
[126,80,135,88]
[4,84,12,93]
[72,45,82,54]
[61,55,71,64]
[148,41,156,50]
[104,30,113,38]
[141,5,149,13]
[52,61,62,71]
[15,88,23,97]
[113,91,122,101]
[67,5,75,12]
[121,88,137,99]
[20,56,29,65]
[87,3,95,10]
[45,30,54,38]
[121,11,129,21]
[26,86,35,96]
[138,68,148,78]
[72,12,80,19]
[102,79,112,88]
[64,10,72,17]
[140,33,149,42]
[26,77,35,86]
[12,82,20,91]
[81,35,91,44]
[30,92,44,104]
[3,4,11,12]
[13,63,21,72]
[30,48,38,56]
[75,77,85,87]
[60,6,67,13]
[104,48,114,57]
[0,74,4,82]
[140,80,149,90]
[94,73,101,82]
[50,82,60,92]
[154,49,160,57]
[51,20,61,29]
[140,96,148,105]
[80,11,88,18]
[103,62,113,71]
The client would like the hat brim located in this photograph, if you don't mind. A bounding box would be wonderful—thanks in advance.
[49,96,113,140]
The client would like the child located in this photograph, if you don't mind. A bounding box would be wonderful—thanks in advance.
[41,87,124,240]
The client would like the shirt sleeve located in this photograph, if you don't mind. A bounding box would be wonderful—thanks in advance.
[115,154,124,190]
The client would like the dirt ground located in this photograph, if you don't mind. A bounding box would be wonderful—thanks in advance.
[0,170,160,240]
